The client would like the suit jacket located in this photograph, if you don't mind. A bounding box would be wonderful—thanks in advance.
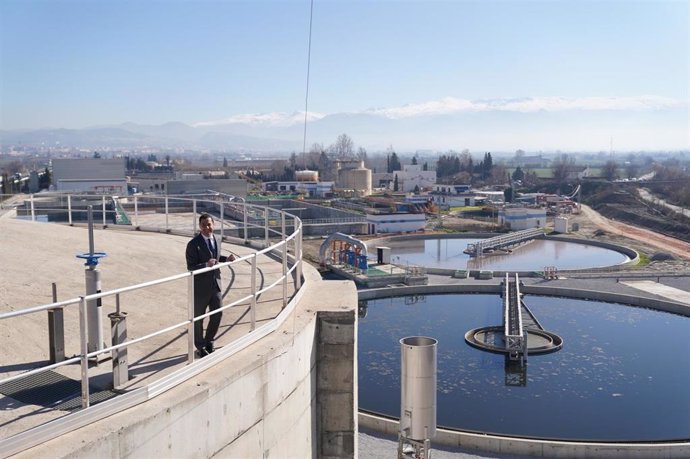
[186,233,228,293]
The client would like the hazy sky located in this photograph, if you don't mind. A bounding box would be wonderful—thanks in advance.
[1,0,688,150]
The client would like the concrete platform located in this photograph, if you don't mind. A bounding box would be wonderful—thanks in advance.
[0,211,297,439]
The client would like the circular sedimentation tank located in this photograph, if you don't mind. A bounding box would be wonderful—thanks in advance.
[358,292,690,442]
[370,235,635,273]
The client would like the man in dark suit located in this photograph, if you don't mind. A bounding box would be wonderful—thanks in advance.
[186,213,235,357]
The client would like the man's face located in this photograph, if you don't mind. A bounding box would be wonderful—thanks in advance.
[199,217,214,237]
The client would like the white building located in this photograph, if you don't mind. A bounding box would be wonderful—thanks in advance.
[474,190,505,204]
[498,207,546,230]
[393,164,436,192]
[429,184,485,208]
[366,212,426,234]
[52,159,127,194]
[263,181,334,198]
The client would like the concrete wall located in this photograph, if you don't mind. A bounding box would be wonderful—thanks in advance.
[166,179,248,197]
[359,412,690,459]
[317,312,358,458]
[15,267,358,459]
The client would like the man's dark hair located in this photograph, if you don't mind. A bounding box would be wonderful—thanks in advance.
[199,213,214,224]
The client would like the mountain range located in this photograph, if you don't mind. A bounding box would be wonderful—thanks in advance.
[1,96,687,153]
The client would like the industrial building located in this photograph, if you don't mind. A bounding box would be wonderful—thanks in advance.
[335,160,372,196]
[51,158,127,193]
[498,206,547,230]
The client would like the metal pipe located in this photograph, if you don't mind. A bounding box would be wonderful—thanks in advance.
[67,194,73,225]
[400,336,437,442]
[79,297,90,409]
[188,274,195,362]
[251,254,257,330]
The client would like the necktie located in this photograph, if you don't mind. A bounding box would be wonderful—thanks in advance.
[207,238,215,256]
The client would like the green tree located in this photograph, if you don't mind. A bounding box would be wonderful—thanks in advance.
[388,150,401,173]
[512,166,525,182]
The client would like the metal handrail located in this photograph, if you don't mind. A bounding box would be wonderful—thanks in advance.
[0,192,304,456]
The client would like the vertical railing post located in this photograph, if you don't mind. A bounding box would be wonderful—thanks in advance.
[30,194,35,221]
[192,199,197,234]
[243,202,248,244]
[188,274,195,362]
[165,196,169,232]
[281,213,287,308]
[101,195,106,227]
[68,194,73,225]
[220,200,225,244]
[79,296,90,409]
[48,282,65,363]
[134,195,139,228]
[296,220,302,290]
[250,254,257,331]
[264,208,269,247]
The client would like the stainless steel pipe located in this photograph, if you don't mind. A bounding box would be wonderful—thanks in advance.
[400,336,437,441]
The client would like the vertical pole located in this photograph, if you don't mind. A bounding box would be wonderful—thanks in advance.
[295,222,302,290]
[79,297,90,409]
[192,200,197,234]
[48,283,65,363]
[264,208,269,247]
[165,196,169,232]
[188,274,195,362]
[68,194,73,225]
[243,201,248,244]
[85,207,103,355]
[134,195,139,228]
[250,254,257,331]
[30,194,35,221]
[102,195,106,227]
[220,200,225,247]
[281,213,287,308]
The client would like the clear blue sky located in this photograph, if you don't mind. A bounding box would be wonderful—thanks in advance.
[0,0,688,150]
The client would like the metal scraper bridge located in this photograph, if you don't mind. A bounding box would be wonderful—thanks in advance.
[465,273,563,362]
[463,228,544,257]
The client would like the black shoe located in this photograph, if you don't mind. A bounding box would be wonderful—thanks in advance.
[205,342,215,354]
[196,348,210,358]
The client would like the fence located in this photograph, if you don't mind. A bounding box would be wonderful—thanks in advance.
[0,192,304,457]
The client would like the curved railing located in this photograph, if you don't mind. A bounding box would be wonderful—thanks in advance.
[0,192,305,457]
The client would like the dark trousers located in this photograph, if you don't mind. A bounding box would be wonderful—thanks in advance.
[194,289,222,350]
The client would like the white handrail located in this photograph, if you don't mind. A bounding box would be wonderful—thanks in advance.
[0,192,305,456]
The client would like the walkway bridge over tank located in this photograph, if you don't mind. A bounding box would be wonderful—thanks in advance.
[464,228,544,257]
[465,273,563,364]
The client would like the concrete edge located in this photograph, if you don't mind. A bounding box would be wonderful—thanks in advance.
[358,283,690,317]
[359,412,690,459]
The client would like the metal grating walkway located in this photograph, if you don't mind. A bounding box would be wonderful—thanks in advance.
[0,370,118,411]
